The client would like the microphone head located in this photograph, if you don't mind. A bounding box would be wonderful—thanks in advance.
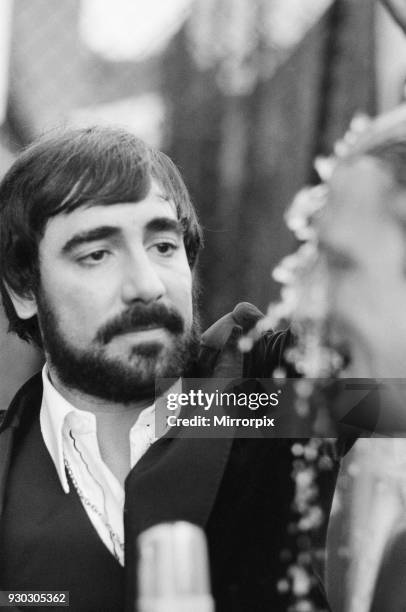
[137,521,214,612]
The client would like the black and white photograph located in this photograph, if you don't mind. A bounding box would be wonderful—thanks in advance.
[1,1,406,610]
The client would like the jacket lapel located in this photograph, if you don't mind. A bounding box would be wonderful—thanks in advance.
[0,373,43,520]
[0,427,14,520]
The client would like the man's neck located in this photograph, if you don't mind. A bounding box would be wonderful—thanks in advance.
[47,366,154,485]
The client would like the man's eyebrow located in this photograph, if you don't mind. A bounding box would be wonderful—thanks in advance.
[61,226,121,254]
[145,217,183,236]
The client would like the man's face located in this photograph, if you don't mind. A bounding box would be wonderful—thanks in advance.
[34,180,198,402]
[317,156,406,377]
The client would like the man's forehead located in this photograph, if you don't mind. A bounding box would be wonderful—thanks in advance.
[42,188,178,249]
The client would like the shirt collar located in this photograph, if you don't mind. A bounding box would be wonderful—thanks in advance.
[40,365,97,493]
[39,365,164,493]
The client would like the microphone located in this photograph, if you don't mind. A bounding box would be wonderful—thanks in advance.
[137,521,215,612]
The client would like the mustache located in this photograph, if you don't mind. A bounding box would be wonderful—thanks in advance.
[95,303,185,345]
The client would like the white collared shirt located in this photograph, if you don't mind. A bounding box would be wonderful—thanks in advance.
[40,366,162,565]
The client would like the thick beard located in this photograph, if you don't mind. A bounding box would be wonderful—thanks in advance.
[36,293,201,404]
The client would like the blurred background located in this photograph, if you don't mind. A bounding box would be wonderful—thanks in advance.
[0,2,406,609]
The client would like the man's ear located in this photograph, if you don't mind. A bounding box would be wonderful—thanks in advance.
[4,282,38,319]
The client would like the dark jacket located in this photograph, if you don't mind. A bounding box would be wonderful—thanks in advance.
[0,303,339,611]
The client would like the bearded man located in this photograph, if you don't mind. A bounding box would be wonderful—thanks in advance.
[0,127,342,612]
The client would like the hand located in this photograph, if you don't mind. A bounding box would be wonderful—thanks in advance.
[380,0,406,34]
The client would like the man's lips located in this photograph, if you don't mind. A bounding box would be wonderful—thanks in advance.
[117,324,164,334]
[111,326,169,341]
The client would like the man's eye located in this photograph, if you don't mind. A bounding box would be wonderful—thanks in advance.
[78,250,109,265]
[153,242,178,256]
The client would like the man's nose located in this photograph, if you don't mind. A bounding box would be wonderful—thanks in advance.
[120,252,165,304]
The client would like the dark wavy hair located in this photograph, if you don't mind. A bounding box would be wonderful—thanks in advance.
[0,126,203,346]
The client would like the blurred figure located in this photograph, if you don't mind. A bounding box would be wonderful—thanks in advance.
[316,2,406,381]
[315,106,406,612]
[318,108,406,379]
